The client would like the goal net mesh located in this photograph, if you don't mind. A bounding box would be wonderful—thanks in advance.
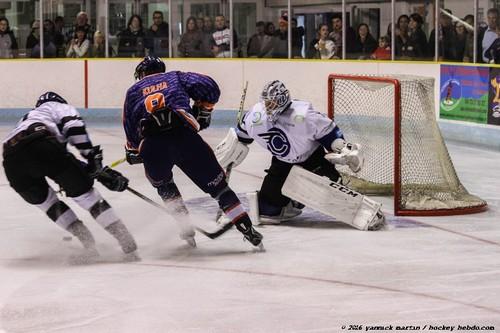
[329,74,487,215]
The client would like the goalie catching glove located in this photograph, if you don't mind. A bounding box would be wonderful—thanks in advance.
[324,138,364,173]
[214,128,249,168]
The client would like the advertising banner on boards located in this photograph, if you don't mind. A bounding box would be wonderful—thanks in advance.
[440,65,489,124]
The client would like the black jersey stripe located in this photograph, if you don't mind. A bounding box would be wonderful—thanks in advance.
[66,126,88,137]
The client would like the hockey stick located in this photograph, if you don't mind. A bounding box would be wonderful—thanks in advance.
[125,186,233,240]
[215,81,249,222]
[110,157,126,168]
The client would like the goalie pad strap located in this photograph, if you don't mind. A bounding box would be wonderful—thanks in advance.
[282,166,381,230]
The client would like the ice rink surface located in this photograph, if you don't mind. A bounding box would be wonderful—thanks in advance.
[0,125,499,333]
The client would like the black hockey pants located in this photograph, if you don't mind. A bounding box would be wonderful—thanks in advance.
[259,146,341,209]
[3,132,93,205]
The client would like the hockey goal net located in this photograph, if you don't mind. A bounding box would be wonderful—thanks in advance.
[328,74,487,216]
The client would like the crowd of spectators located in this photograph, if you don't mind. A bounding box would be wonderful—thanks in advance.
[0,10,170,59]
[1,7,500,63]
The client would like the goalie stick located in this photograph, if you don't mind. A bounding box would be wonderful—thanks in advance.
[215,81,249,222]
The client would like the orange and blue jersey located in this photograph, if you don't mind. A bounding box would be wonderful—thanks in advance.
[123,71,220,150]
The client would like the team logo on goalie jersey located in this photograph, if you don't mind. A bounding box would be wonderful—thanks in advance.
[258,127,291,158]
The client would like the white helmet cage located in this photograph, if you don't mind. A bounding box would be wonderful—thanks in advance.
[260,80,291,122]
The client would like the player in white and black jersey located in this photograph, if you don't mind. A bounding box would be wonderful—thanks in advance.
[2,92,139,260]
[215,81,385,231]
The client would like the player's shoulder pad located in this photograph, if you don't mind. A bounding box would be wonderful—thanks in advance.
[244,102,266,127]
[289,100,313,125]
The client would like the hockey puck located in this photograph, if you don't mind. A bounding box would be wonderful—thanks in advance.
[62,236,73,241]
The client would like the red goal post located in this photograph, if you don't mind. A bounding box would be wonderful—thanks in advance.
[327,74,487,216]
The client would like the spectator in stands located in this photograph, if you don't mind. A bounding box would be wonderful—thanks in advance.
[484,35,500,63]
[199,16,215,57]
[454,22,469,62]
[43,19,56,44]
[329,14,356,57]
[462,15,475,62]
[482,8,499,62]
[117,15,146,57]
[90,30,112,57]
[196,17,204,31]
[311,23,336,59]
[265,22,276,36]
[351,23,377,59]
[428,9,457,61]
[145,11,169,57]
[408,13,427,59]
[26,20,56,58]
[203,16,214,34]
[257,22,275,58]
[267,14,289,58]
[178,16,204,58]
[247,21,269,57]
[291,18,305,58]
[395,14,410,58]
[464,14,475,27]
[0,17,18,58]
[66,11,94,45]
[53,16,66,57]
[66,26,90,58]
[371,36,391,60]
[211,15,239,58]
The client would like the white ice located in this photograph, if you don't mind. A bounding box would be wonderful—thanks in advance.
[0,126,499,333]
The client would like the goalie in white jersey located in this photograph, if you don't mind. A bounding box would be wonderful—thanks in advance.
[215,81,385,231]
[2,92,139,260]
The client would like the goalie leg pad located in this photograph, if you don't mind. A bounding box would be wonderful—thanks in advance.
[282,166,384,231]
[214,128,249,168]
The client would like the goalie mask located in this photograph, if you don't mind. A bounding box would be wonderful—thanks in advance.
[260,80,291,122]
[134,56,166,80]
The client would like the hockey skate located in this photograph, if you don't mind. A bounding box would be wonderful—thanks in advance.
[235,219,264,251]
[179,226,196,248]
[105,221,141,261]
[259,201,302,225]
[67,220,97,251]
[66,221,99,264]
[247,192,302,226]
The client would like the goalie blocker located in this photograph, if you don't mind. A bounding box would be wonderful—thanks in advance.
[281,166,385,231]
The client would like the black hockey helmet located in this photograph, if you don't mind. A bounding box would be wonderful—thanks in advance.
[134,56,166,80]
[36,91,68,108]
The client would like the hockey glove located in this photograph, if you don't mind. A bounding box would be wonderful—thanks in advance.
[97,167,129,192]
[125,147,143,165]
[192,102,213,130]
[140,118,159,137]
[86,145,104,178]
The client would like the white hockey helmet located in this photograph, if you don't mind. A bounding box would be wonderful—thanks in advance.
[260,80,291,122]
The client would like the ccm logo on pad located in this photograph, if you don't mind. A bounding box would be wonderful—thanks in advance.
[329,182,359,197]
